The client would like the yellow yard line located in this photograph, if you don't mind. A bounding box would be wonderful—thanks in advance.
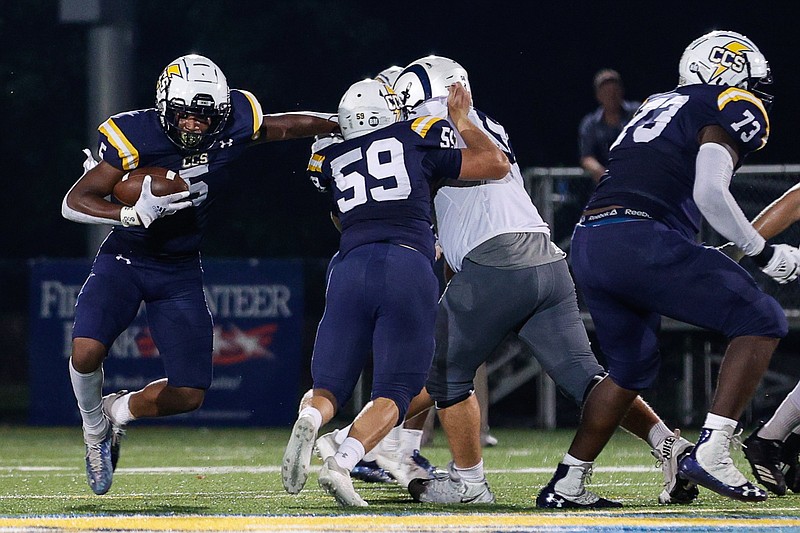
[2,513,800,531]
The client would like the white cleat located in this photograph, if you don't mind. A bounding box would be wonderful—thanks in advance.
[318,457,368,507]
[375,448,433,488]
[281,416,317,494]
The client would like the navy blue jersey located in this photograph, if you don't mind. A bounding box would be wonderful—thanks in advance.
[586,84,770,237]
[97,89,263,257]
[308,116,462,261]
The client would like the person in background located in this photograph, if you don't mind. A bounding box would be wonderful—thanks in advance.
[578,69,641,184]
[61,54,337,496]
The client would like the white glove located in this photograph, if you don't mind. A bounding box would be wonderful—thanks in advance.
[761,244,800,284]
[311,133,343,153]
[82,148,99,173]
[133,175,192,228]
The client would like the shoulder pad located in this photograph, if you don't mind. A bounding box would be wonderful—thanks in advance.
[98,115,140,171]
[231,89,264,139]
[716,87,770,151]
[409,115,446,139]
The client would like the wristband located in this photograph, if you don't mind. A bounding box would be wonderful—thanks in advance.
[120,206,141,227]
[753,244,774,268]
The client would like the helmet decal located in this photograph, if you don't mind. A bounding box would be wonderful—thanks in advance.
[709,40,751,83]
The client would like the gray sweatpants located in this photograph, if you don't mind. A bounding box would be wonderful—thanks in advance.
[426,257,604,407]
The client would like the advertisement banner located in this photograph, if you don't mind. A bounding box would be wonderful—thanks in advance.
[28,258,304,427]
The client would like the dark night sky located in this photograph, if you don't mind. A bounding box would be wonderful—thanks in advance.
[2,1,798,260]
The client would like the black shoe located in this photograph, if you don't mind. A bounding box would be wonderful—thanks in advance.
[743,424,787,496]
[350,460,395,484]
[782,432,800,493]
[536,463,622,509]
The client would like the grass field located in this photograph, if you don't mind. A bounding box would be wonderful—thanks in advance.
[2,425,800,531]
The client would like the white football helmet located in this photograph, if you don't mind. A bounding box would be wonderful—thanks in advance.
[393,55,471,110]
[374,65,403,86]
[155,54,231,151]
[338,79,405,140]
[678,30,772,102]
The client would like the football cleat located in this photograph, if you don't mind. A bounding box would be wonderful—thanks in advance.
[84,423,115,495]
[782,432,800,493]
[536,463,622,508]
[408,462,495,504]
[743,424,787,495]
[412,449,442,477]
[282,416,317,494]
[318,457,368,507]
[375,447,435,488]
[350,460,396,484]
[315,430,396,484]
[102,390,129,471]
[481,432,499,447]
[679,427,767,502]
[652,429,699,504]
[314,430,338,462]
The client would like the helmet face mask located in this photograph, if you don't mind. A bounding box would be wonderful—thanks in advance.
[156,54,231,152]
[393,55,471,111]
[338,79,405,140]
[678,30,772,105]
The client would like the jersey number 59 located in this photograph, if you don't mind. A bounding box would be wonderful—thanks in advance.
[330,138,411,213]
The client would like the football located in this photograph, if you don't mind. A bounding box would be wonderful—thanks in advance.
[113,166,189,206]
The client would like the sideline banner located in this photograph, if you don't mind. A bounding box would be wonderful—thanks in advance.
[28,258,304,427]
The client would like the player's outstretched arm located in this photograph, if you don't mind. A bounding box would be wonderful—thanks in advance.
[447,83,509,181]
[257,112,338,143]
[749,183,800,241]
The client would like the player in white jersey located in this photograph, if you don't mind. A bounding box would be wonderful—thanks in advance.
[394,56,697,507]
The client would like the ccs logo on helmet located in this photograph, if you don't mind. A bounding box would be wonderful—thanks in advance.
[708,41,751,81]
[155,64,184,93]
[381,88,404,120]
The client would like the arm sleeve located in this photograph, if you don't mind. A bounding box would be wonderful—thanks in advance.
[693,142,765,256]
[61,181,123,225]
[61,149,123,225]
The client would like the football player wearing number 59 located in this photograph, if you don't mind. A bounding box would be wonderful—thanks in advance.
[281,80,508,506]
[61,54,337,496]
[541,30,800,504]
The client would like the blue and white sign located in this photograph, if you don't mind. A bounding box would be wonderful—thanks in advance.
[28,258,304,427]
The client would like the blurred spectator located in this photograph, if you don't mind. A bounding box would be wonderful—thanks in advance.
[578,69,641,183]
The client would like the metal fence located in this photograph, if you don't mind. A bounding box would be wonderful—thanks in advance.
[523,164,800,311]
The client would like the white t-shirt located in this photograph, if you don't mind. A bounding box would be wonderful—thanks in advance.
[412,96,550,272]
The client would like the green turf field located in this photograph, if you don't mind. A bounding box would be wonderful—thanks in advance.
[3,425,800,531]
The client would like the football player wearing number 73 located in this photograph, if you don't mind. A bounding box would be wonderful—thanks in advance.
[61,54,338,496]
[543,29,800,504]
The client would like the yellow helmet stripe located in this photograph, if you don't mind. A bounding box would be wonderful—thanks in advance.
[717,87,770,147]
[411,116,442,138]
[238,89,264,138]
[98,118,139,170]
